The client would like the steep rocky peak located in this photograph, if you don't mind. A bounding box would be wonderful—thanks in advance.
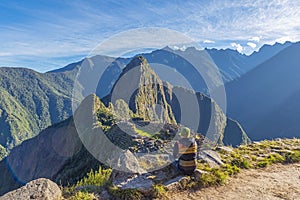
[109,55,175,124]
[122,55,151,75]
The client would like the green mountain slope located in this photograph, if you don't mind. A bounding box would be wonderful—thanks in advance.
[0,67,76,150]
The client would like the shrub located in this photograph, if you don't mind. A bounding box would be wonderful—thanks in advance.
[256,160,269,168]
[153,184,167,198]
[251,155,257,161]
[68,191,95,200]
[284,150,300,163]
[109,186,143,200]
[76,167,112,188]
[199,168,228,187]
[267,153,285,163]
[229,152,250,169]
[222,164,240,175]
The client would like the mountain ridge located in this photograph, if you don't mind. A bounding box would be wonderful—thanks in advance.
[0,41,296,159]
[226,41,300,140]
[0,55,250,195]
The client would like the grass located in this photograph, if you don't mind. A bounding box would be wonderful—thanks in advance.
[199,168,228,187]
[108,186,143,200]
[75,167,112,188]
[134,127,159,138]
[153,184,167,198]
[135,128,154,138]
[190,138,300,191]
[219,139,300,170]
[68,191,96,200]
[62,167,112,199]
[0,145,8,160]
[284,150,300,163]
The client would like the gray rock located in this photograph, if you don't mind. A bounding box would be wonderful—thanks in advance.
[0,178,61,200]
[137,154,172,172]
[116,150,146,174]
[199,150,224,167]
[111,172,154,195]
[223,118,251,147]
[216,146,234,153]
[163,176,189,191]
[99,188,111,200]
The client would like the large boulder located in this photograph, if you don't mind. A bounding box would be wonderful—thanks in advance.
[111,173,154,195]
[0,178,61,200]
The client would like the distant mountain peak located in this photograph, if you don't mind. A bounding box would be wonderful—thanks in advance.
[108,56,176,124]
[122,55,149,74]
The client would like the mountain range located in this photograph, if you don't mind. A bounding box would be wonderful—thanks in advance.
[226,41,300,140]
[0,41,296,160]
[0,67,75,156]
[0,41,299,195]
[0,55,249,195]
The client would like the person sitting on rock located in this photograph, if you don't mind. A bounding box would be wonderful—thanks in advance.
[173,127,197,175]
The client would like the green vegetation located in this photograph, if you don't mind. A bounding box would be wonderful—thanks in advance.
[284,150,300,163]
[153,184,167,198]
[0,67,75,153]
[134,127,159,138]
[63,167,112,199]
[218,139,300,170]
[199,168,228,187]
[0,145,7,160]
[75,167,112,188]
[68,191,96,200]
[108,186,143,200]
[96,101,116,132]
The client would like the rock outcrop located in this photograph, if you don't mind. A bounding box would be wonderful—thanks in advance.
[0,178,61,200]
[223,118,251,147]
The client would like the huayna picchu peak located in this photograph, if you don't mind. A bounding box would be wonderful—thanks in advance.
[107,55,176,124]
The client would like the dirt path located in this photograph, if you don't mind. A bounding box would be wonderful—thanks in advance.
[170,163,300,200]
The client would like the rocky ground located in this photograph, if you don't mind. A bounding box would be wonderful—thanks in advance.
[169,163,300,200]
[1,138,299,200]
[2,163,299,200]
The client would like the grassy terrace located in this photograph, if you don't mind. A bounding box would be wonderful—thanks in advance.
[62,138,300,200]
[134,127,160,138]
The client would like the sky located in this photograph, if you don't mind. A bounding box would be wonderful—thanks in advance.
[0,0,299,72]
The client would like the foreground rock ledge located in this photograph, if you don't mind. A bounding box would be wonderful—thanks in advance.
[0,178,61,200]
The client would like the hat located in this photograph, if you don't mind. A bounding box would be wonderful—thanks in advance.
[180,127,190,138]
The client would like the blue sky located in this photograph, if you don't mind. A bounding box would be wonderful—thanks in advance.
[0,0,299,72]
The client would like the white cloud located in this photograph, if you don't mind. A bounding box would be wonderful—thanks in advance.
[275,36,292,44]
[247,42,257,48]
[203,40,215,44]
[1,0,300,71]
[249,36,261,42]
[231,42,244,53]
[90,28,197,57]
